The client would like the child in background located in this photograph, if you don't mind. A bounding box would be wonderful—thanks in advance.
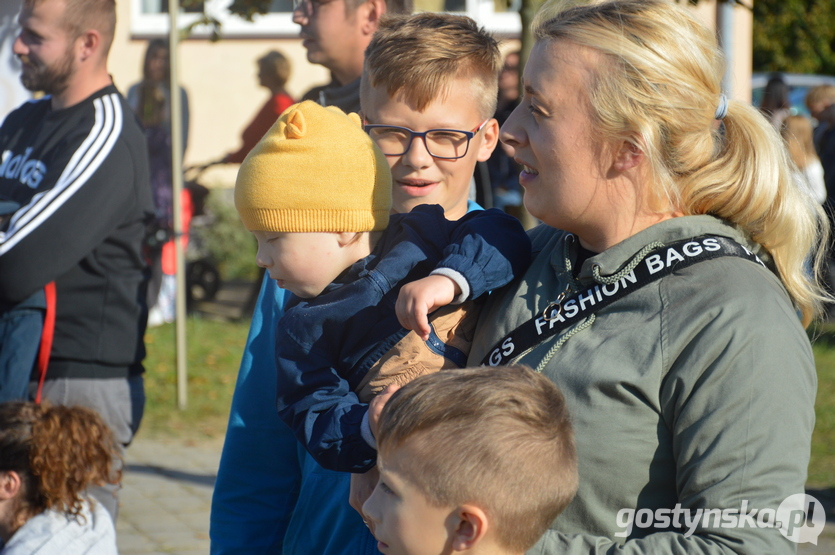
[234,100,530,473]
[0,402,118,554]
[363,365,578,555]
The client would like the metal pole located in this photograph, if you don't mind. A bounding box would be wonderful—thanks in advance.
[168,0,188,410]
[717,0,735,98]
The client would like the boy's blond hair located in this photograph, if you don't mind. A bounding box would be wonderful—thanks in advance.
[376,365,578,553]
[361,12,501,120]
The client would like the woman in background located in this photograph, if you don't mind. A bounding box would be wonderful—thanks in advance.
[223,50,294,164]
[128,39,191,326]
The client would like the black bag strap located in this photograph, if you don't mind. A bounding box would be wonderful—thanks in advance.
[481,235,765,366]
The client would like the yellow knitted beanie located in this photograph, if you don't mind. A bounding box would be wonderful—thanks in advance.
[235,100,392,232]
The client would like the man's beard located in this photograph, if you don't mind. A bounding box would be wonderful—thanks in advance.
[19,47,74,96]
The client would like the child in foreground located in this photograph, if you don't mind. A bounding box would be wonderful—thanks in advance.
[0,402,118,554]
[363,365,578,555]
[234,100,530,473]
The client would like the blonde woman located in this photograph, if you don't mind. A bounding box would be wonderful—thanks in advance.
[783,115,827,204]
[467,0,828,552]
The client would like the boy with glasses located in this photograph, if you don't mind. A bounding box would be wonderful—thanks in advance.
[234,100,530,472]
[211,13,506,555]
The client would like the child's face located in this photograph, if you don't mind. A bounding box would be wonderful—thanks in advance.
[363,442,456,555]
[252,230,351,298]
[362,77,499,221]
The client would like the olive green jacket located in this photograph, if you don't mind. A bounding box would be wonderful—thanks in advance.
[469,215,816,554]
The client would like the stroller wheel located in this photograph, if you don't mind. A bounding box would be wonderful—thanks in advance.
[187,259,220,302]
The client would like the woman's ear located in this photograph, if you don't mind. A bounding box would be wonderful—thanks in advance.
[451,504,489,551]
[0,472,22,500]
[612,140,644,173]
[476,118,501,162]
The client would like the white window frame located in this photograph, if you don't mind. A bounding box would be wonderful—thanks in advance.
[130,0,521,38]
[130,0,299,38]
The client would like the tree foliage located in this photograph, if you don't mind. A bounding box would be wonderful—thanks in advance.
[752,0,835,74]
[220,0,835,76]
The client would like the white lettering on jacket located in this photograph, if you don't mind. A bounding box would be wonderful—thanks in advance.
[0,148,47,189]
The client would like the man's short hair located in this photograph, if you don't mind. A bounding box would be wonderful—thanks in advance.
[806,84,835,112]
[361,12,501,119]
[376,365,578,553]
[25,0,116,54]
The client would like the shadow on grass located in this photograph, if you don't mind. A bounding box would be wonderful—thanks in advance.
[126,463,216,488]
[807,488,835,522]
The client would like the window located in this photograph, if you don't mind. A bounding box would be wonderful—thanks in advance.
[131,0,299,38]
[131,0,520,38]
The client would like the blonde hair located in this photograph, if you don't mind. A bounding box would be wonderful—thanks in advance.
[805,84,835,114]
[361,13,502,119]
[258,50,292,90]
[533,0,830,326]
[782,115,820,171]
[377,366,578,553]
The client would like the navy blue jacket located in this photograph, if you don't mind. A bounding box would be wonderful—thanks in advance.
[276,204,531,472]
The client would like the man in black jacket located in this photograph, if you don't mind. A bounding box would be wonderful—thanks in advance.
[0,0,154,519]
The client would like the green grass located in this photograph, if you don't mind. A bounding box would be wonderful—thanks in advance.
[809,325,835,488]
[139,316,835,489]
[140,317,250,439]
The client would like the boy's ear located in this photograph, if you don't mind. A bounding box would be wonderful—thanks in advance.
[475,118,500,163]
[451,504,489,551]
[0,472,22,501]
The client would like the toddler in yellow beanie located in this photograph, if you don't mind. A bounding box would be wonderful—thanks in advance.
[234,100,531,472]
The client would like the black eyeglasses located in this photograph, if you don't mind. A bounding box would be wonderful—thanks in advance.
[363,120,489,160]
[292,0,338,17]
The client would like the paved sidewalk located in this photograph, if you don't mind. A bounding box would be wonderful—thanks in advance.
[115,436,835,554]
[116,436,223,555]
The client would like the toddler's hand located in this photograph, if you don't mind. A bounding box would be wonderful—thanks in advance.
[368,383,400,440]
[396,275,460,340]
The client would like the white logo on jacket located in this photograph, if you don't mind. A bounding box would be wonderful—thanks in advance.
[0,148,47,189]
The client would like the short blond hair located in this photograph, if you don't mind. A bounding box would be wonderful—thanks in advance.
[361,13,501,119]
[258,50,292,90]
[377,365,577,553]
[805,84,835,113]
[533,0,830,326]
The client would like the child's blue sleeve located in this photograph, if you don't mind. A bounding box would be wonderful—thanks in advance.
[430,206,532,298]
[275,325,377,473]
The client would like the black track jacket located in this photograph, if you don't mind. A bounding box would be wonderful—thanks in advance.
[0,85,154,378]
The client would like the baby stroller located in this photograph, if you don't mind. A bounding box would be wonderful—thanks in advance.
[144,166,220,324]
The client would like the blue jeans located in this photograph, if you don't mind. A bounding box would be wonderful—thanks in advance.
[0,306,44,403]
